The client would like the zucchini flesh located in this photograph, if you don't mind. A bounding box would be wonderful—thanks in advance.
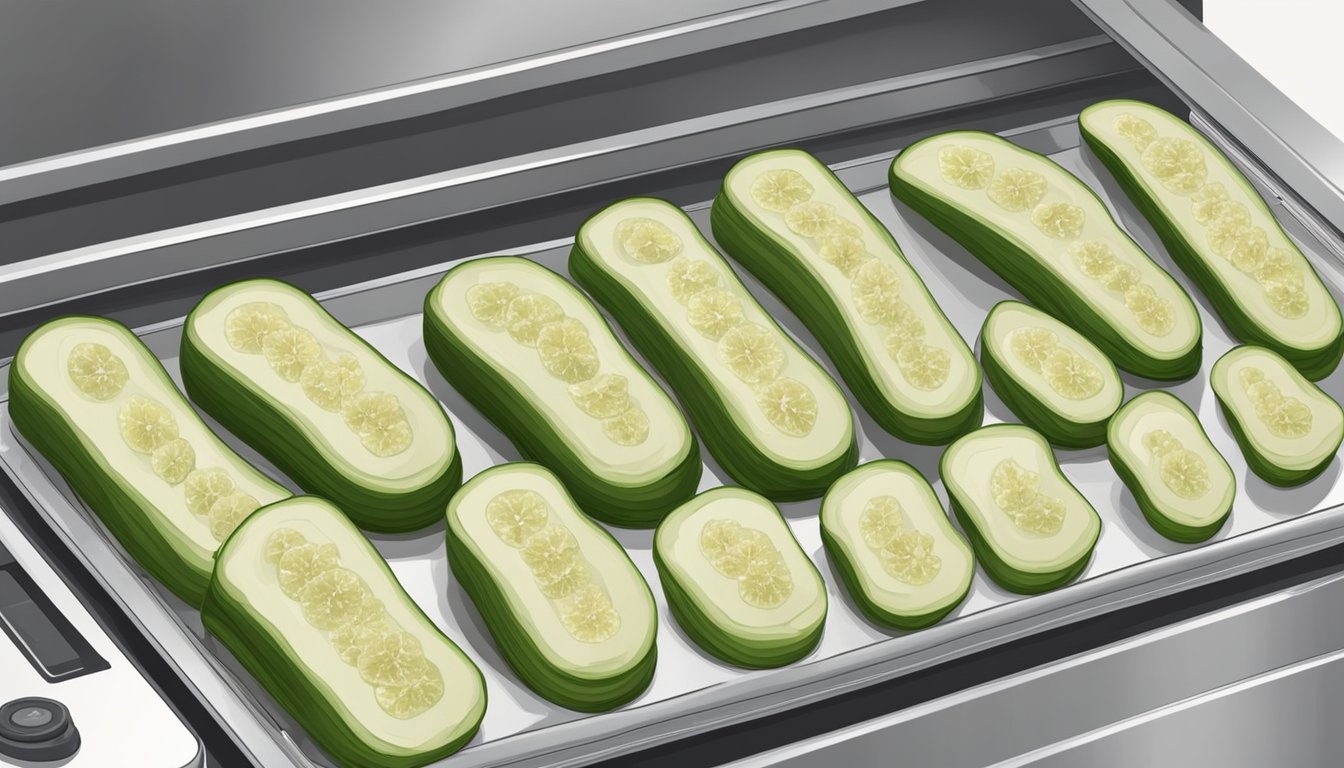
[1210,345,1343,486]
[1107,391,1234,542]
[654,486,826,667]
[941,424,1101,593]
[889,130,1202,380]
[9,316,289,605]
[712,148,982,444]
[819,460,973,629]
[980,300,1122,448]
[180,279,461,532]
[445,462,657,710]
[1080,99,1343,379]
[570,197,858,501]
[203,496,485,768]
[424,256,701,527]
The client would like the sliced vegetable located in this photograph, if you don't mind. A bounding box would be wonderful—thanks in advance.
[654,486,826,667]
[9,316,289,605]
[424,256,701,527]
[889,130,1202,380]
[941,424,1101,593]
[180,279,460,532]
[980,300,1123,448]
[570,197,858,500]
[819,460,973,629]
[1210,345,1343,486]
[203,496,485,768]
[1080,99,1343,379]
[712,149,982,443]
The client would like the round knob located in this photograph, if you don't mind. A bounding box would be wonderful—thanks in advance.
[0,698,79,762]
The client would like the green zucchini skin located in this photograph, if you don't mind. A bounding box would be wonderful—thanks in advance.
[422,261,702,528]
[947,489,1093,594]
[1107,450,1227,544]
[569,201,858,501]
[180,280,461,533]
[710,154,983,444]
[889,133,1203,382]
[1080,100,1343,380]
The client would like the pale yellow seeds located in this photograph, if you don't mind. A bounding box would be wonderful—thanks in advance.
[1159,449,1210,500]
[332,621,390,667]
[1070,240,1116,279]
[990,458,1065,535]
[987,168,1048,212]
[300,354,365,412]
[300,567,370,631]
[1030,202,1086,239]
[1143,429,1181,457]
[183,468,234,517]
[118,395,179,454]
[1103,264,1141,293]
[224,302,290,354]
[264,528,308,564]
[1142,137,1207,194]
[739,557,793,608]
[1114,114,1157,150]
[937,145,995,190]
[666,258,720,304]
[362,418,412,458]
[714,528,773,579]
[1041,348,1103,399]
[1266,281,1309,318]
[886,305,926,345]
[537,557,591,600]
[755,377,817,437]
[504,294,565,347]
[603,407,650,446]
[1208,220,1268,271]
[1124,284,1176,336]
[559,584,621,643]
[718,324,785,385]
[343,392,412,457]
[536,318,601,383]
[262,327,322,382]
[465,281,521,328]
[1255,249,1303,288]
[357,631,426,686]
[375,667,444,719]
[1239,369,1313,439]
[750,169,815,212]
[879,529,941,586]
[699,519,743,563]
[616,217,683,264]
[894,341,952,390]
[208,492,260,541]
[687,288,746,341]
[521,525,579,579]
[1190,182,1232,225]
[858,495,904,549]
[67,343,128,400]
[851,261,904,326]
[485,489,549,548]
[150,437,196,485]
[1009,327,1059,373]
[816,233,872,277]
[568,373,631,419]
[277,542,340,598]
[784,201,841,238]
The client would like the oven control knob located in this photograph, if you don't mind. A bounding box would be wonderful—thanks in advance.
[0,698,79,762]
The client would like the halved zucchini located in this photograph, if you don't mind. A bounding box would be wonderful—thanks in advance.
[570,197,858,500]
[654,486,826,668]
[1210,345,1343,486]
[424,257,700,527]
[1108,391,1234,542]
[9,316,290,605]
[712,149,982,443]
[1080,100,1343,379]
[819,460,973,629]
[889,130,1202,380]
[180,279,460,533]
[202,496,485,768]
[941,424,1101,593]
[980,300,1123,448]
[445,462,657,710]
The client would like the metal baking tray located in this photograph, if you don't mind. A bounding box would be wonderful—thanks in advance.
[3,114,1343,768]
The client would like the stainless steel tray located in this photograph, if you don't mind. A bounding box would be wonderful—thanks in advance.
[3,114,1344,768]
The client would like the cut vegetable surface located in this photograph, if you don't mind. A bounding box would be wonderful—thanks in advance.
[1081,100,1343,379]
[890,131,1202,380]
[654,486,826,667]
[980,301,1122,448]
[712,149,982,443]
[446,462,657,710]
[424,257,701,527]
[203,496,485,768]
[10,316,290,605]
[571,197,858,500]
[181,279,460,533]
[820,460,973,629]
[1211,345,1343,486]
[941,424,1101,593]
[1108,391,1234,542]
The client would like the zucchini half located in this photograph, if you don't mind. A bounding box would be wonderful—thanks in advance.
[820,460,974,629]
[890,130,1202,380]
[941,424,1101,593]
[1108,391,1234,542]
[712,148,983,444]
[980,301,1123,448]
[203,496,485,768]
[654,486,827,668]
[424,257,701,527]
[445,462,657,711]
[1080,99,1343,379]
[181,279,461,533]
[570,197,858,501]
[1210,346,1343,486]
[9,316,290,605]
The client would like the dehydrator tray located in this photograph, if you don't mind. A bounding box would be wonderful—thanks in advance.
[3,115,1344,768]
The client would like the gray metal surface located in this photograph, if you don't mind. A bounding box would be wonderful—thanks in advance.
[5,116,1344,768]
